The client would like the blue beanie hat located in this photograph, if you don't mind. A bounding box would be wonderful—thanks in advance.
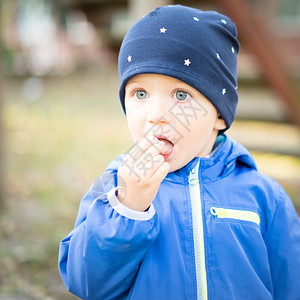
[118,5,240,129]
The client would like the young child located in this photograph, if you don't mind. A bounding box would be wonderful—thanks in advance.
[59,5,300,299]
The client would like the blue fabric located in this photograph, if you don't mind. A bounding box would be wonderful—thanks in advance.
[118,5,240,129]
[59,135,300,299]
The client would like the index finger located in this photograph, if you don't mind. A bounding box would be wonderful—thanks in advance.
[122,135,160,165]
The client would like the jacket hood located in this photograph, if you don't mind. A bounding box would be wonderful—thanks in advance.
[198,135,257,182]
[105,135,257,183]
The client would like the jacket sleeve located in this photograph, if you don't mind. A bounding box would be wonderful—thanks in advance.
[265,184,300,299]
[58,171,160,299]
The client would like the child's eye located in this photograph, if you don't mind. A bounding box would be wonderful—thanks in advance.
[174,90,190,101]
[135,90,148,100]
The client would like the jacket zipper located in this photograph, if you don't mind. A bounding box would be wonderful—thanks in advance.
[189,159,207,300]
[210,207,260,225]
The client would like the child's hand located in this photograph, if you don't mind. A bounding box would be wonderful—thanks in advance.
[117,136,170,212]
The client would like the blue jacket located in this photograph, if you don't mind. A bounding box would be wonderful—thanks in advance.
[59,136,300,299]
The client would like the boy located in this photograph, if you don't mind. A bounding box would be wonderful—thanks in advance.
[59,5,300,299]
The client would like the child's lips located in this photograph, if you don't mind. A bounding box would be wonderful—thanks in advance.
[155,136,174,157]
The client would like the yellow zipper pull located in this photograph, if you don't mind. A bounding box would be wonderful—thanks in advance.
[210,207,228,218]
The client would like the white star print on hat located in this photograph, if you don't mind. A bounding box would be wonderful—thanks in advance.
[193,17,199,21]
[160,27,167,33]
[127,55,132,62]
[184,59,191,66]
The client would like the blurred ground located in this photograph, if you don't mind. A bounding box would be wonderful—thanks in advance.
[0,68,130,299]
[0,67,299,299]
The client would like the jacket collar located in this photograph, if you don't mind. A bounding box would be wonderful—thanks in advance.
[166,135,257,183]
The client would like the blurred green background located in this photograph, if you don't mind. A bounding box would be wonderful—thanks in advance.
[0,0,299,299]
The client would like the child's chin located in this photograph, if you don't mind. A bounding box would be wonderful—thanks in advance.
[167,160,184,173]
[168,155,196,173]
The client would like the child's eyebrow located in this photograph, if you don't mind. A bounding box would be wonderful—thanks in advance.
[126,81,143,87]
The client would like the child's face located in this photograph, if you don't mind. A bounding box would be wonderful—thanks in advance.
[124,74,226,172]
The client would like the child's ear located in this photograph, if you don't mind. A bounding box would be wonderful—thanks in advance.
[214,114,227,131]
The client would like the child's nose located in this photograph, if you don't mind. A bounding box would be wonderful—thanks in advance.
[147,96,169,125]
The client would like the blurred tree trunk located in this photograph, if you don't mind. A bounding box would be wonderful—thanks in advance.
[0,0,4,209]
[129,0,172,21]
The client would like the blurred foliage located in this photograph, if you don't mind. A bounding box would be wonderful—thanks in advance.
[2,45,14,73]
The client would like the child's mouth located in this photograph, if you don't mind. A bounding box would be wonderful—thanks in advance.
[156,136,174,160]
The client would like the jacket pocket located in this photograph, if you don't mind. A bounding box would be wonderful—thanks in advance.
[210,207,260,226]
